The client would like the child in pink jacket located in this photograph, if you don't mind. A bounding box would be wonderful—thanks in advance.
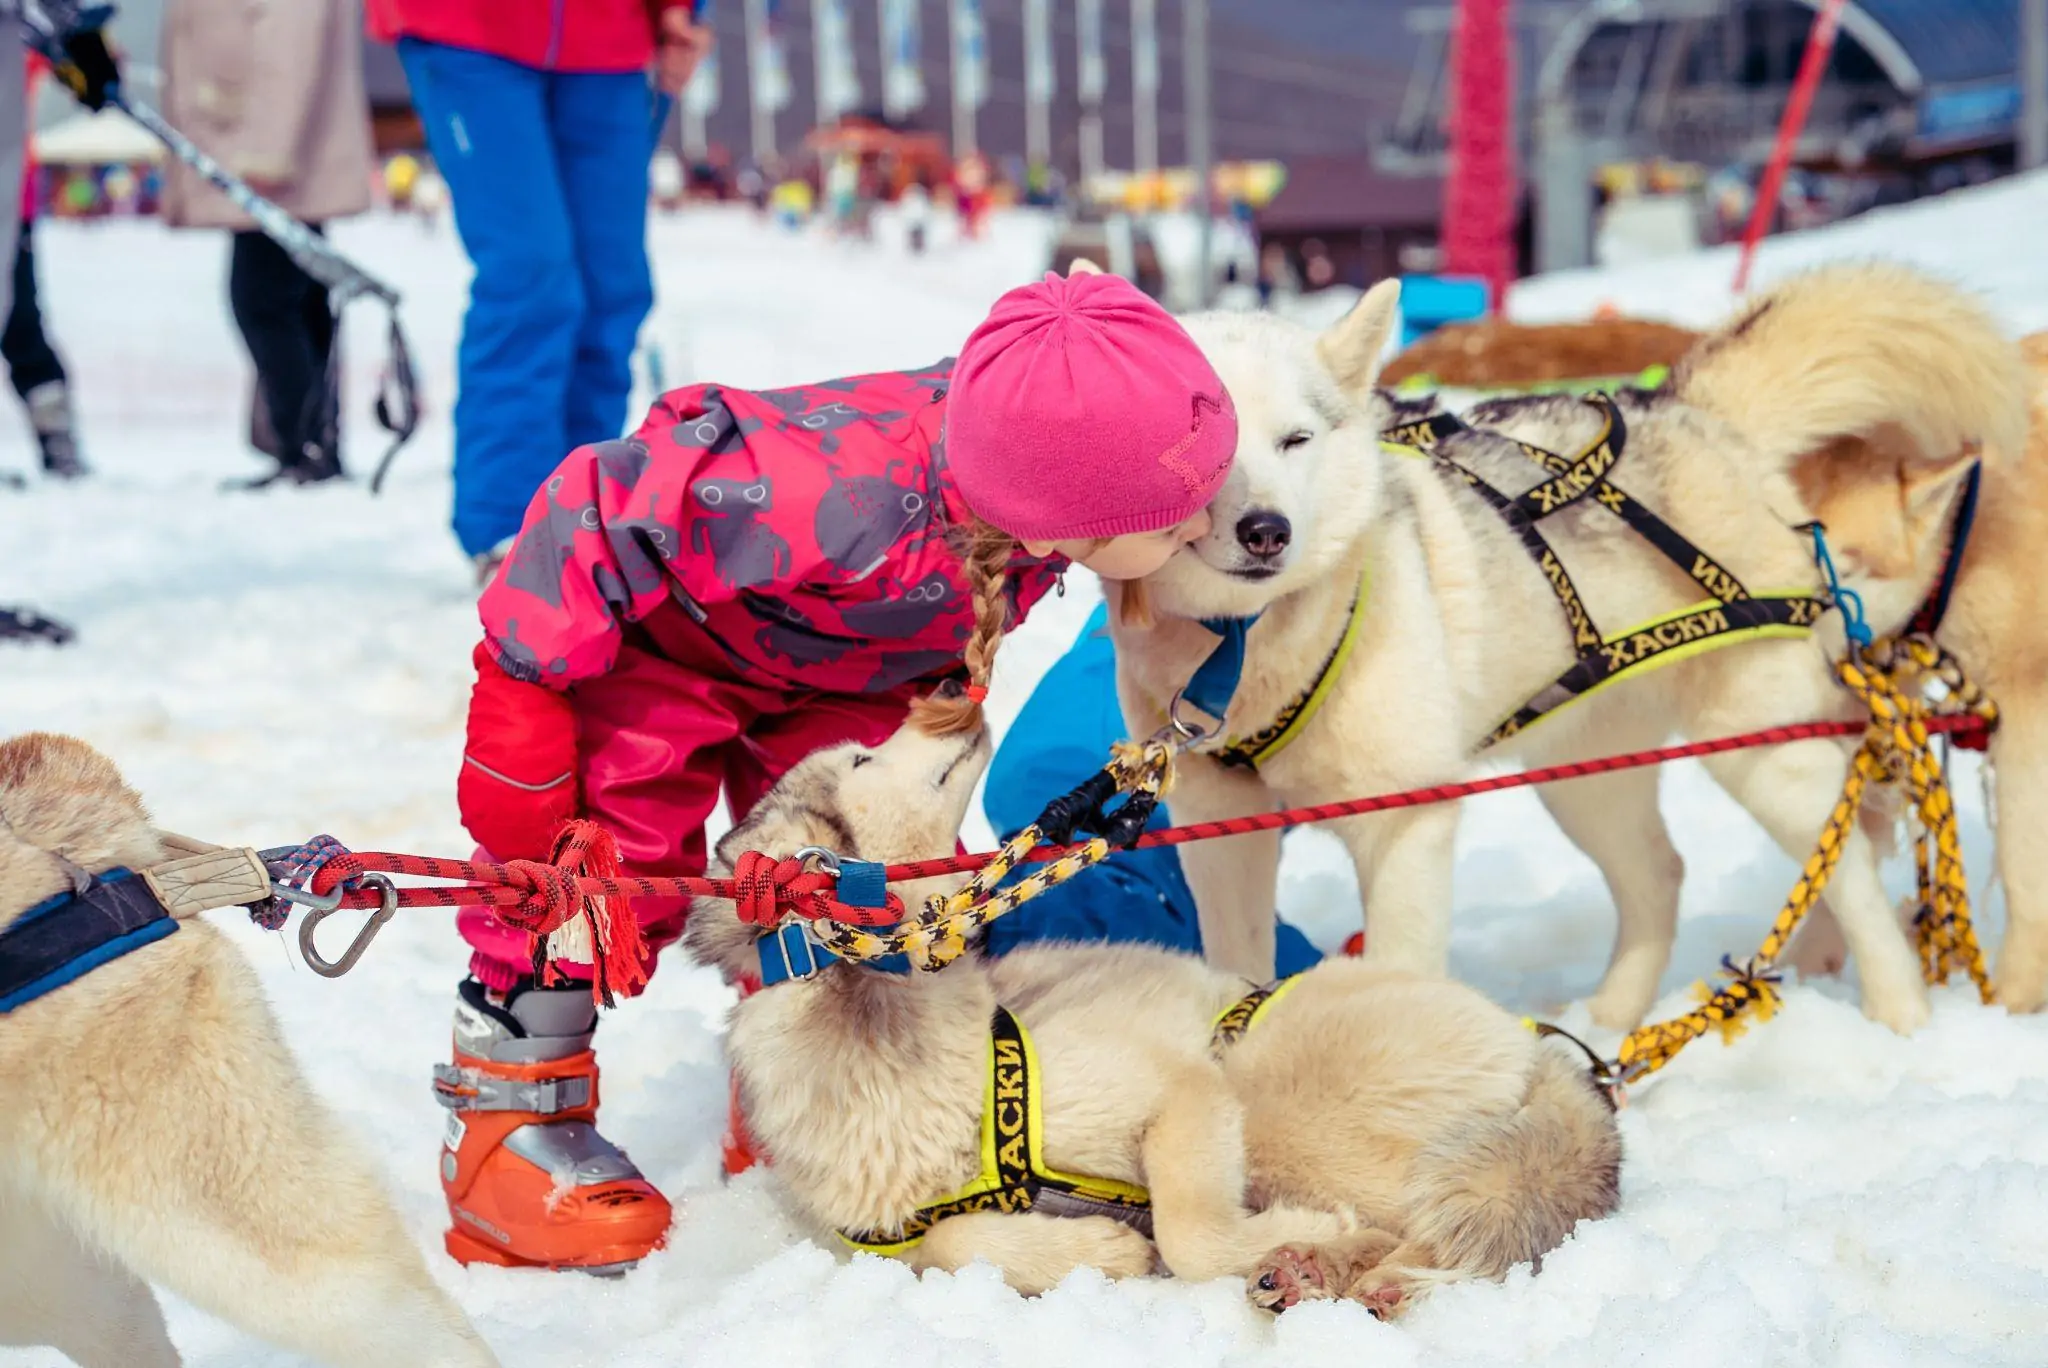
[435,269,1239,1272]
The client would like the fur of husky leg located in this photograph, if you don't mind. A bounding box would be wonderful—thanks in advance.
[1140,1063,1348,1283]
[906,1211,1157,1293]
[1990,712,2048,1011]
[1331,804,1459,976]
[1532,747,1684,1031]
[1697,735,1930,1033]
[0,1184,180,1368]
[1147,756,1282,980]
[0,734,499,1368]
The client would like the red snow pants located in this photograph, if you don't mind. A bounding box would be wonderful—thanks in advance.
[460,617,924,989]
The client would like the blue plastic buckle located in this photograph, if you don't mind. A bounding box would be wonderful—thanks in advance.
[752,859,910,986]
[757,921,836,988]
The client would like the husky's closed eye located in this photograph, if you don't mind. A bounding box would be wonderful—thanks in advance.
[850,753,873,769]
[1277,430,1312,452]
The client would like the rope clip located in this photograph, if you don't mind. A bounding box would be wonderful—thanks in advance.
[1803,522,1873,649]
[297,873,399,978]
[1161,689,1219,750]
[791,845,843,874]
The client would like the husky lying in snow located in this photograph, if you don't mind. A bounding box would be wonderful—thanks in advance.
[0,733,496,1368]
[683,720,1620,1315]
[1109,263,2034,1034]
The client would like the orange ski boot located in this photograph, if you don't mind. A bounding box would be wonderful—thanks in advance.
[433,978,672,1273]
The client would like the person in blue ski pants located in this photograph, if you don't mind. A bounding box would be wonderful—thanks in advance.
[394,34,670,570]
[980,601,1325,974]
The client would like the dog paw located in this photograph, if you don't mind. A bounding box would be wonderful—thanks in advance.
[1353,1271,1412,1320]
[1860,980,1932,1035]
[1248,1245,1328,1313]
[1993,934,2048,1014]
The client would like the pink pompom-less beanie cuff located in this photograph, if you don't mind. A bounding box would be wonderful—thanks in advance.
[944,272,1237,543]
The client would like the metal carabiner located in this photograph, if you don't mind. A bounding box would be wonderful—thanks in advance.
[298,873,399,978]
[256,844,354,914]
[791,845,843,874]
[1160,688,1219,751]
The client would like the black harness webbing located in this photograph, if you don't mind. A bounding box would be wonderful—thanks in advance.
[0,869,178,1014]
[1906,462,1983,639]
[1382,398,1828,747]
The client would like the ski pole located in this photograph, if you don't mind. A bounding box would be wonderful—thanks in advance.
[21,0,423,487]
[113,92,400,308]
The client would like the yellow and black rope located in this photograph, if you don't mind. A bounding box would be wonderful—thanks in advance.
[1614,636,1997,1082]
[816,740,1177,971]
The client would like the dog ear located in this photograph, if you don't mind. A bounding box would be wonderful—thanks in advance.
[1901,443,1979,516]
[1318,279,1401,397]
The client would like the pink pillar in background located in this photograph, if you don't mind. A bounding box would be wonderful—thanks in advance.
[1442,0,1518,309]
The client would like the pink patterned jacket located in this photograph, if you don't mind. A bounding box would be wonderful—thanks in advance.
[479,362,1064,696]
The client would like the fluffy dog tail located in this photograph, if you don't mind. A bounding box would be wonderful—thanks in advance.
[1399,1047,1623,1278]
[1669,263,2030,477]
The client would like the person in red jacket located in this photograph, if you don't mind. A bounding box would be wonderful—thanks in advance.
[437,269,1239,1272]
[366,0,713,572]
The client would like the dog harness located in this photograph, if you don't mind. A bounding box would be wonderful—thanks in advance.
[838,1006,1155,1256]
[1899,462,1988,752]
[1209,974,1305,1051]
[0,868,178,1014]
[753,860,912,985]
[1209,577,1372,771]
[1210,972,1624,1109]
[1381,395,1830,747]
[1906,462,1983,640]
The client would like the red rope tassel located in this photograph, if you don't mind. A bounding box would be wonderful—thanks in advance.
[495,820,650,1007]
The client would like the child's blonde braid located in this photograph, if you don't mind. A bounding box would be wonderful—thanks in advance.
[910,524,1016,736]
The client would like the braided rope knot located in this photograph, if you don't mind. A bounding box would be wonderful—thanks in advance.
[728,850,909,927]
[493,857,587,937]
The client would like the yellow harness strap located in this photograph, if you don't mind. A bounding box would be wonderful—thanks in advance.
[1379,399,1825,749]
[1210,974,1305,1051]
[839,1006,1152,1256]
[1210,571,1372,771]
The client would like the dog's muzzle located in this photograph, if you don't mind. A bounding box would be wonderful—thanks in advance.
[1228,510,1291,579]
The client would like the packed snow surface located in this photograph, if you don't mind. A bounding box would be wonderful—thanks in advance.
[6,178,2048,1365]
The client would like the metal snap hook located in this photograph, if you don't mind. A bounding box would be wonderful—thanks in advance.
[1162,689,1218,749]
[791,845,843,874]
[257,845,348,914]
[298,873,399,978]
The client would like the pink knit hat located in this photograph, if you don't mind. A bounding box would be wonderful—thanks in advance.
[945,272,1236,542]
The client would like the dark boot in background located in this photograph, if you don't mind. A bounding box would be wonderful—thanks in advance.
[26,379,85,480]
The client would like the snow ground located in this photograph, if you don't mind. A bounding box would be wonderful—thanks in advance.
[4,182,2048,1366]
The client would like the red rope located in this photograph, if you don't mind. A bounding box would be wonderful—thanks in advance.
[304,715,1989,920]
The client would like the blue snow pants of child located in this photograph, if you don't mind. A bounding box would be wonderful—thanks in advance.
[981,603,1324,975]
[397,39,659,557]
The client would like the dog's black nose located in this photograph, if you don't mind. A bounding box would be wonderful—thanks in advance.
[1236,511,1292,559]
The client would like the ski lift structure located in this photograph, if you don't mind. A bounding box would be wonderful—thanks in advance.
[1387,0,2028,273]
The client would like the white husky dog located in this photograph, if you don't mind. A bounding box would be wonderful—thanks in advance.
[0,732,496,1368]
[683,717,1620,1315]
[1109,266,2030,1034]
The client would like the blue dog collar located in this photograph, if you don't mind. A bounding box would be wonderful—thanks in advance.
[756,919,913,986]
[752,858,911,986]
